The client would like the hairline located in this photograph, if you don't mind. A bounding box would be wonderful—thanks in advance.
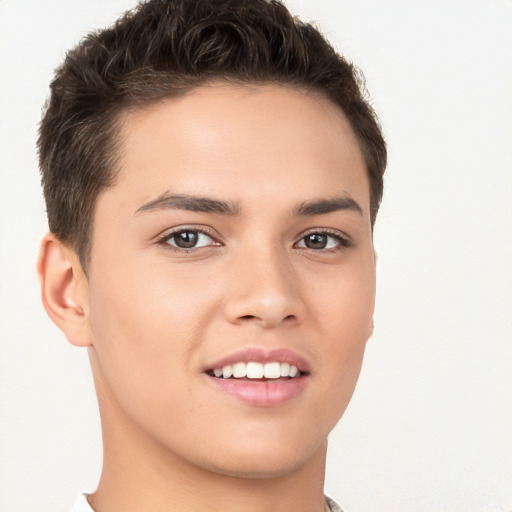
[77,77,375,274]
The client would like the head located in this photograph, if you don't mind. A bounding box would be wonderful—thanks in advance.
[38,0,386,272]
[38,0,386,482]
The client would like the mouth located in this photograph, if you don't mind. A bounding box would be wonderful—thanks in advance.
[205,361,304,380]
[203,349,310,407]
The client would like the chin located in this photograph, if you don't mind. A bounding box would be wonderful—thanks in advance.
[204,450,315,480]
[192,428,327,480]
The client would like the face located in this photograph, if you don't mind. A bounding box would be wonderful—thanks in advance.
[85,83,375,478]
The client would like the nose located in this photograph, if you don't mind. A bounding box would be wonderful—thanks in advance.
[223,244,305,328]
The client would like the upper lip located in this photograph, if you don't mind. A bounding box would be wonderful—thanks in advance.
[204,347,311,374]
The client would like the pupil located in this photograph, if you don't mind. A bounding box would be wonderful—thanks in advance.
[305,233,327,249]
[175,231,198,248]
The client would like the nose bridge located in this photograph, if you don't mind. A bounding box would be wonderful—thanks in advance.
[224,235,302,327]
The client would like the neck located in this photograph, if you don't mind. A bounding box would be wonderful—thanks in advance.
[88,351,328,512]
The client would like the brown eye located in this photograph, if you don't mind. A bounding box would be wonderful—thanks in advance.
[173,231,198,248]
[304,233,328,249]
[296,231,350,251]
[164,230,215,249]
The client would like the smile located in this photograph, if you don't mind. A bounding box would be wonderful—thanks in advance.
[207,361,301,380]
[204,348,310,407]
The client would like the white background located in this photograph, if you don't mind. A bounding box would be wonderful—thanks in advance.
[0,1,511,511]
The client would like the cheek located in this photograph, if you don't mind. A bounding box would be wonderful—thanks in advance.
[307,257,374,411]
[86,264,219,415]
[310,253,375,342]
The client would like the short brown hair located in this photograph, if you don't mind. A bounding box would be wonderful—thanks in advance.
[38,0,386,271]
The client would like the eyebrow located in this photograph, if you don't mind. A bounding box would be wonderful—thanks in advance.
[293,196,363,217]
[134,192,363,218]
[134,193,241,216]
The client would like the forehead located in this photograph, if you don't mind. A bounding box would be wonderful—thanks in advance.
[106,83,369,214]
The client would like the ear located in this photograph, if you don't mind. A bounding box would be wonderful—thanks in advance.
[367,317,375,340]
[366,248,377,341]
[37,233,91,347]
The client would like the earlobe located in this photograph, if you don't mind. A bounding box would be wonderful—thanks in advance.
[367,317,375,341]
[37,233,91,347]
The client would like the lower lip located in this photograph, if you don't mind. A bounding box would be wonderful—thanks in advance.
[205,375,309,407]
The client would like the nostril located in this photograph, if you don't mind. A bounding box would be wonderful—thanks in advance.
[236,313,297,324]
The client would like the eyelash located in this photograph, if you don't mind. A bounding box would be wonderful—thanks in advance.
[296,229,354,252]
[156,227,219,252]
[156,227,353,253]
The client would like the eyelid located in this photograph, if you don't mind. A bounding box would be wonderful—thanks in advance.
[155,225,222,248]
[153,225,353,252]
[294,228,354,250]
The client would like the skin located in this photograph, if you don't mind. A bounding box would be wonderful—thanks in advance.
[38,83,376,512]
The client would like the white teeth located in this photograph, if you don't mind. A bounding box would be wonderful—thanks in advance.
[212,361,302,379]
[246,362,263,379]
[280,362,290,377]
[232,362,247,378]
[264,362,281,379]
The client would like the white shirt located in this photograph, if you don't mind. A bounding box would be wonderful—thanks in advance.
[70,493,345,512]
[69,494,93,512]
